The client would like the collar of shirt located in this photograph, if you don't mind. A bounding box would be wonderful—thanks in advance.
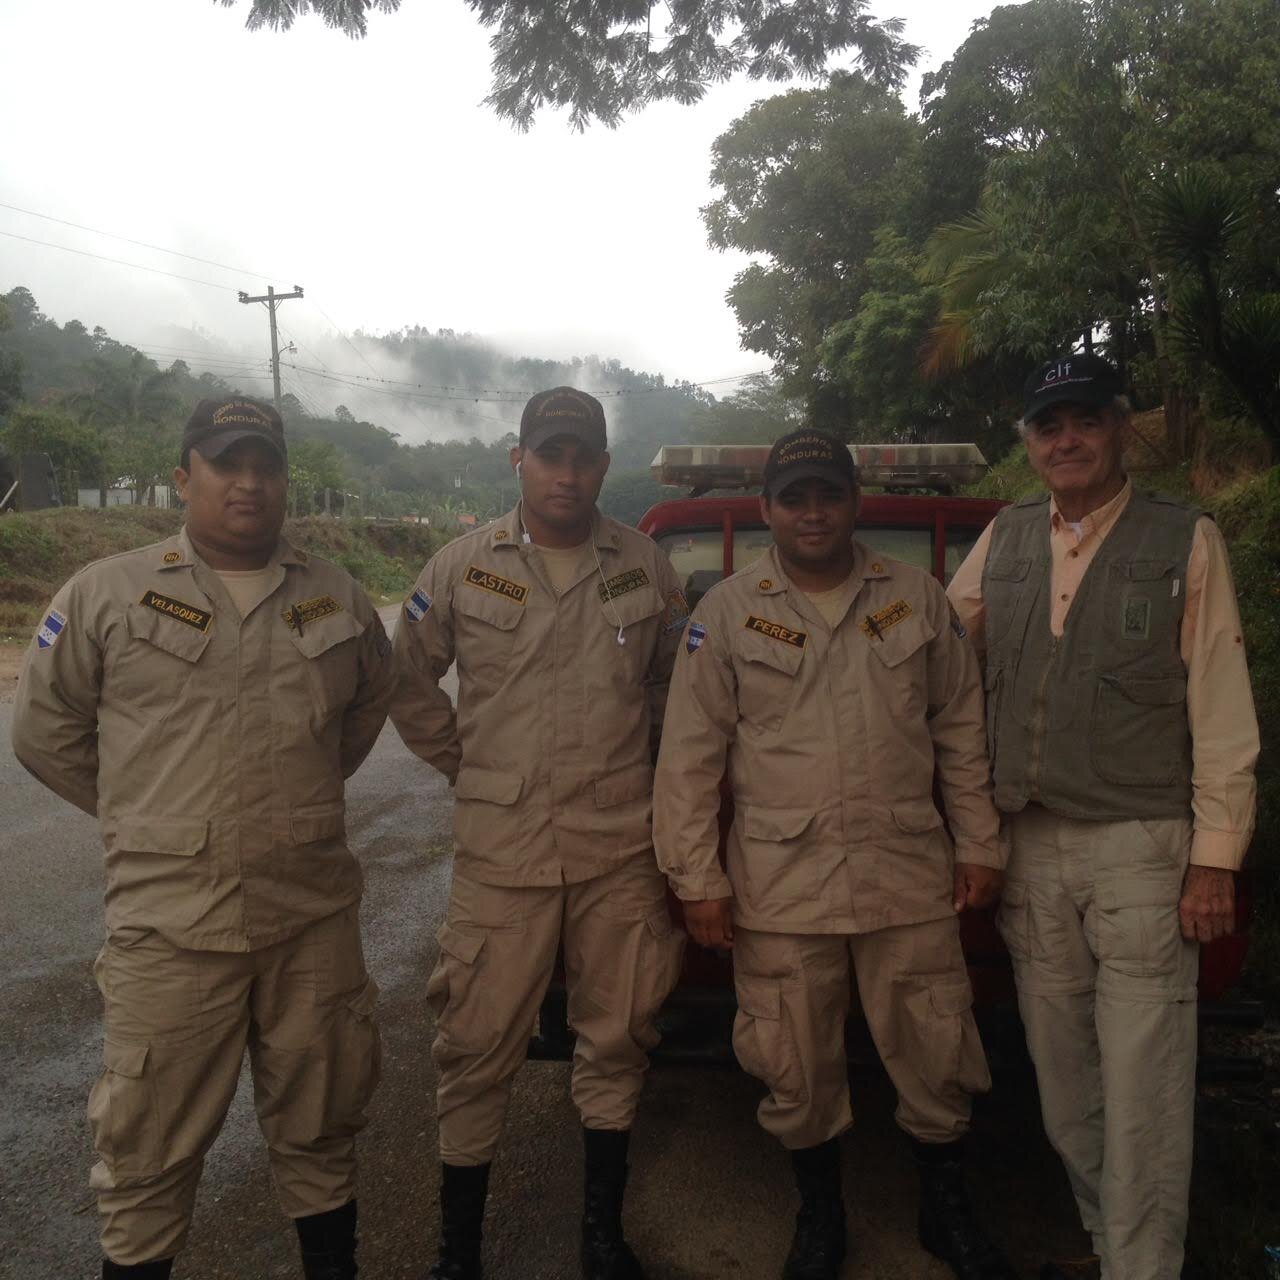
[1048,477,1133,550]
[492,503,619,554]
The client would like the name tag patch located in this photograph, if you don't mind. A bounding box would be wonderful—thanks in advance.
[598,567,650,603]
[860,599,912,640]
[36,608,67,649]
[464,565,529,605]
[283,595,343,631]
[745,615,807,648]
[405,588,432,622]
[142,590,213,632]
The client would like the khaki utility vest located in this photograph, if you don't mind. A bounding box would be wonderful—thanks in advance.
[982,489,1199,820]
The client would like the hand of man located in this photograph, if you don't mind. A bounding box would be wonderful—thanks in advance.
[953,862,1004,912]
[1179,866,1236,942]
[683,897,735,951]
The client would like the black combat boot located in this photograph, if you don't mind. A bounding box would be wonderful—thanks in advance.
[295,1199,359,1279]
[913,1137,1018,1280]
[428,1162,490,1280]
[102,1261,174,1279]
[783,1138,847,1280]
[581,1127,645,1280]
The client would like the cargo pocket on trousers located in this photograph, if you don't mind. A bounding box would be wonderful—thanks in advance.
[1094,880,1189,988]
[920,976,988,1096]
[323,977,381,1139]
[995,881,1031,966]
[632,909,685,1052]
[426,924,491,1058]
[88,1041,157,1177]
[732,976,808,1103]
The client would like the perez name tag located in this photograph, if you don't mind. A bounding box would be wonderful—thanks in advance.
[745,615,807,648]
[464,565,529,605]
[141,590,213,632]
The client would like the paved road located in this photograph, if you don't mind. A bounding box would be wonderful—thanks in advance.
[0,608,1088,1279]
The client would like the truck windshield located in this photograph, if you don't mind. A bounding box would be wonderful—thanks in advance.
[656,524,982,609]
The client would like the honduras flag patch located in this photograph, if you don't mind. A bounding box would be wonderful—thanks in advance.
[37,608,67,650]
[686,621,707,655]
[405,589,432,622]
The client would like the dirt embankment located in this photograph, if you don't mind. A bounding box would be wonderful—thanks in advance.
[0,507,452,643]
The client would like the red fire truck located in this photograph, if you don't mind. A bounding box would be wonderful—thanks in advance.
[531,443,1256,1070]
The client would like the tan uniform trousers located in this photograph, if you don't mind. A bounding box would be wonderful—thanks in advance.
[998,808,1198,1280]
[89,906,381,1266]
[429,853,684,1166]
[732,916,990,1151]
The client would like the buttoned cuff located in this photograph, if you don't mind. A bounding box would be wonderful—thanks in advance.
[668,870,734,902]
[1190,828,1249,871]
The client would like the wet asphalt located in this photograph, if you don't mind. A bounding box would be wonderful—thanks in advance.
[0,606,1088,1279]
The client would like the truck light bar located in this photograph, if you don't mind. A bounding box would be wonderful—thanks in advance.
[650,443,989,494]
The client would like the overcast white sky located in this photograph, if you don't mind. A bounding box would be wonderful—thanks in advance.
[1,0,996,429]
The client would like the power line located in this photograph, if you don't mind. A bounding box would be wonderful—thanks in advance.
[0,200,281,281]
[311,301,383,378]
[0,229,241,292]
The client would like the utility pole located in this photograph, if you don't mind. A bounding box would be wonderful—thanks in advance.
[237,284,304,412]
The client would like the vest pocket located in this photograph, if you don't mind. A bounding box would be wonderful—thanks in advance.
[1091,673,1188,786]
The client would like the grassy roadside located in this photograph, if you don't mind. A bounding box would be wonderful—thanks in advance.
[0,507,450,641]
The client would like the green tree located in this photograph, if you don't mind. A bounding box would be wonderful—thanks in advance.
[288,438,346,516]
[0,404,104,498]
[703,71,922,428]
[220,0,919,129]
[0,297,21,416]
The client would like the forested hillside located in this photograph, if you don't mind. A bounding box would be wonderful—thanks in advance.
[0,286,802,526]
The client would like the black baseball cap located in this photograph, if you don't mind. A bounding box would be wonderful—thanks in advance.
[1023,353,1123,423]
[182,397,286,462]
[519,386,607,452]
[763,428,858,499]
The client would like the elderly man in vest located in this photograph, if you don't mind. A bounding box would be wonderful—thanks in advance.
[948,354,1259,1280]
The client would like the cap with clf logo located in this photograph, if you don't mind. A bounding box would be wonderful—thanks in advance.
[1022,353,1123,423]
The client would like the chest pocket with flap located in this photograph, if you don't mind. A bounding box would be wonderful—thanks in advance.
[116,598,214,720]
[453,579,526,690]
[734,625,805,732]
[287,608,367,712]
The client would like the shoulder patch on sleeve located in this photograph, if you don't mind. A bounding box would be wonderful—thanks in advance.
[36,608,67,650]
[686,620,707,654]
[662,589,690,634]
[405,588,433,622]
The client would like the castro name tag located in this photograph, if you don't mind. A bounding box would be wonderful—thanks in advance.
[141,590,213,633]
[598,567,650,602]
[745,615,807,648]
[464,565,529,605]
[283,595,343,630]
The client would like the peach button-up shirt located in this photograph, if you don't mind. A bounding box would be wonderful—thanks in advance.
[948,479,1259,870]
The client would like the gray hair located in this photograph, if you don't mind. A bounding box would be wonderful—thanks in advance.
[1015,393,1131,437]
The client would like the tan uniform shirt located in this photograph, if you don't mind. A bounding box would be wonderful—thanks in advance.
[391,504,688,887]
[654,542,1003,935]
[12,528,394,951]
[947,480,1259,869]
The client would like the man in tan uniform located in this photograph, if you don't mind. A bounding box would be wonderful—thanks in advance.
[948,355,1259,1280]
[654,429,1017,1280]
[12,397,393,1280]
[391,387,686,1280]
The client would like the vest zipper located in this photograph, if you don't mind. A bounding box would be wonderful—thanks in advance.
[1026,636,1059,801]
